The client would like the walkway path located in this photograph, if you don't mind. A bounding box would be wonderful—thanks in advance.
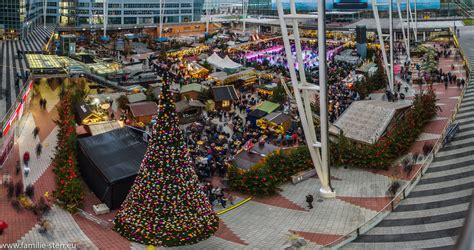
[18,113,58,189]
[15,206,96,249]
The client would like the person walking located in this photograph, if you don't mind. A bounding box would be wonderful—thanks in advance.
[24,165,30,178]
[306,194,314,209]
[42,98,47,110]
[23,151,30,166]
[33,127,40,139]
[36,143,43,158]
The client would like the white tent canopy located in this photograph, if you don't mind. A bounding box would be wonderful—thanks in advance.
[207,53,242,70]
[207,52,224,67]
[222,56,242,69]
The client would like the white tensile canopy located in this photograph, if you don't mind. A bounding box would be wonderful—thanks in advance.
[206,53,242,70]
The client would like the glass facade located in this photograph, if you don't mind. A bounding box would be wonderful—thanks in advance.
[46,0,204,26]
[0,0,44,38]
[248,0,273,16]
[193,0,205,21]
[59,0,78,26]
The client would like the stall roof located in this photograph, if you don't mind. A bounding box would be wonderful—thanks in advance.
[222,56,243,69]
[128,101,158,117]
[262,112,291,124]
[175,99,205,113]
[233,143,280,171]
[207,52,224,66]
[332,100,412,145]
[180,83,207,94]
[256,101,280,114]
[78,127,146,183]
[208,71,228,81]
[207,53,242,70]
[127,93,147,103]
[88,121,122,136]
[248,109,268,119]
[212,86,239,102]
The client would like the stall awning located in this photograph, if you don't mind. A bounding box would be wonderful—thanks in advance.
[256,101,280,114]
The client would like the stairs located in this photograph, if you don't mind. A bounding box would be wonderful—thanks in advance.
[344,75,474,249]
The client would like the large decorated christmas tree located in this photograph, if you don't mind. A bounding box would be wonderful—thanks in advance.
[114,80,219,246]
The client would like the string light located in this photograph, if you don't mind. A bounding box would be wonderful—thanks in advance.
[114,79,219,246]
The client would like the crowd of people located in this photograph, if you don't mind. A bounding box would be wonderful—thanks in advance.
[75,32,466,209]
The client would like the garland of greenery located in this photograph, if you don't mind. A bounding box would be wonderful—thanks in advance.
[332,88,439,169]
[228,147,311,195]
[52,90,84,212]
[228,88,438,195]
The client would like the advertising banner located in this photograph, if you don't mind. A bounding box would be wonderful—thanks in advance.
[272,0,440,11]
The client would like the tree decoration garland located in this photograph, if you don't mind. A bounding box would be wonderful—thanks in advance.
[114,80,219,247]
[52,90,84,212]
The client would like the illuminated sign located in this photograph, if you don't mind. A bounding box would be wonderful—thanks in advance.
[2,81,33,137]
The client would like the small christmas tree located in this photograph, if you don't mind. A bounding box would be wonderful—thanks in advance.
[114,81,219,247]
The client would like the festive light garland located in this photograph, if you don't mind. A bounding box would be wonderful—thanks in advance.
[114,80,219,246]
[52,90,83,211]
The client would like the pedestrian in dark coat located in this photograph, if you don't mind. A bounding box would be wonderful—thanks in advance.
[306,194,314,209]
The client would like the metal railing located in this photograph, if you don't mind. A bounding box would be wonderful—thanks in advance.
[322,31,472,249]
[455,192,474,250]
[77,209,112,229]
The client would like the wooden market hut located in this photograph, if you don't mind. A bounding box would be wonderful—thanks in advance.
[247,101,281,127]
[180,83,208,100]
[211,85,239,111]
[75,101,107,125]
[175,99,205,124]
[247,109,268,127]
[128,101,158,125]
[257,112,292,134]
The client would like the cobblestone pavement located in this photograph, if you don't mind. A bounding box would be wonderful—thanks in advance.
[15,206,96,249]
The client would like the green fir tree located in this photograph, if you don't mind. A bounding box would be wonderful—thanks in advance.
[114,81,219,246]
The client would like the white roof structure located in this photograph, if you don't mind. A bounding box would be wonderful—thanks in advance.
[222,56,242,69]
[207,52,223,66]
[206,53,242,70]
[331,100,412,145]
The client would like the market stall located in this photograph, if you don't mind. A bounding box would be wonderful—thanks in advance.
[257,112,292,134]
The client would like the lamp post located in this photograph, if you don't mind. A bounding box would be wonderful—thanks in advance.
[103,0,108,38]
[389,0,394,94]
[43,0,47,28]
